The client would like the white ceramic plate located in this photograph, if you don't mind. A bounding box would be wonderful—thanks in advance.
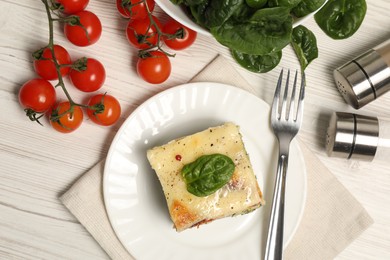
[155,0,329,35]
[103,82,307,260]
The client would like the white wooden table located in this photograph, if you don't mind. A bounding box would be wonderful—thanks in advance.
[1,0,390,259]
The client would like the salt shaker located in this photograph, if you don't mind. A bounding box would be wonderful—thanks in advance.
[326,112,390,162]
[333,39,390,109]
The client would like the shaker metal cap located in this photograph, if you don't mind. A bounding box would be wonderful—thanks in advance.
[333,50,390,109]
[326,112,379,161]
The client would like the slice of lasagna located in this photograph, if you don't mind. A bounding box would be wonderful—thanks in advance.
[146,122,264,232]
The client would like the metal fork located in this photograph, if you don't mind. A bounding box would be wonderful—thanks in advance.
[264,69,305,260]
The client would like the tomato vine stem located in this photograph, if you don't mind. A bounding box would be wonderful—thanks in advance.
[137,0,176,57]
[40,0,94,120]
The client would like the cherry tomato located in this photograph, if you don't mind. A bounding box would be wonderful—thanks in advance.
[137,51,171,84]
[50,101,84,133]
[33,45,72,80]
[19,79,56,112]
[116,0,155,19]
[56,0,89,14]
[69,58,106,92]
[64,10,102,47]
[163,19,197,50]
[126,16,161,49]
[87,94,121,126]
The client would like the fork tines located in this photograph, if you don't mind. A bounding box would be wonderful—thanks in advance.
[272,69,306,124]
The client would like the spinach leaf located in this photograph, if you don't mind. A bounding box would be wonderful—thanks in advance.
[181,154,235,197]
[231,49,282,73]
[211,7,292,55]
[190,1,209,27]
[170,0,183,4]
[245,0,268,9]
[232,0,256,20]
[314,0,367,39]
[204,0,246,28]
[174,0,207,6]
[291,25,318,71]
[268,0,302,8]
[190,0,253,29]
[292,0,326,17]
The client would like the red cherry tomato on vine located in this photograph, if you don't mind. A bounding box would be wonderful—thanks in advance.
[50,101,84,133]
[19,79,56,113]
[163,19,197,50]
[64,10,102,47]
[87,94,121,126]
[69,58,106,92]
[137,51,171,84]
[56,0,89,14]
[33,45,72,80]
[116,0,155,19]
[126,16,161,49]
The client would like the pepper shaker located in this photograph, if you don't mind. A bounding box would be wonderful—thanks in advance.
[326,112,390,162]
[333,39,390,109]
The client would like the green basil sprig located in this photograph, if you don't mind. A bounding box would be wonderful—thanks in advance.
[314,0,367,40]
[181,154,235,197]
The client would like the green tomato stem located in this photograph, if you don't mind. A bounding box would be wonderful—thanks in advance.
[41,0,82,116]
[140,0,176,57]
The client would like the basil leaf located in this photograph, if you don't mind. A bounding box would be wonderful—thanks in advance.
[211,7,293,55]
[181,154,235,197]
[231,49,282,73]
[314,0,367,40]
[291,25,318,71]
[292,0,326,18]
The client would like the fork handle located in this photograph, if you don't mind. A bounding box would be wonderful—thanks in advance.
[264,152,289,260]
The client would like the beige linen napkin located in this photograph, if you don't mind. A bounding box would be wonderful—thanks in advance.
[60,55,373,260]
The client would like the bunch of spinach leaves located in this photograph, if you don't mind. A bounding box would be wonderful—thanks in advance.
[171,0,367,73]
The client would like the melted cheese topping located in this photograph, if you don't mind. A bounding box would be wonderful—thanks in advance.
[147,122,264,231]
